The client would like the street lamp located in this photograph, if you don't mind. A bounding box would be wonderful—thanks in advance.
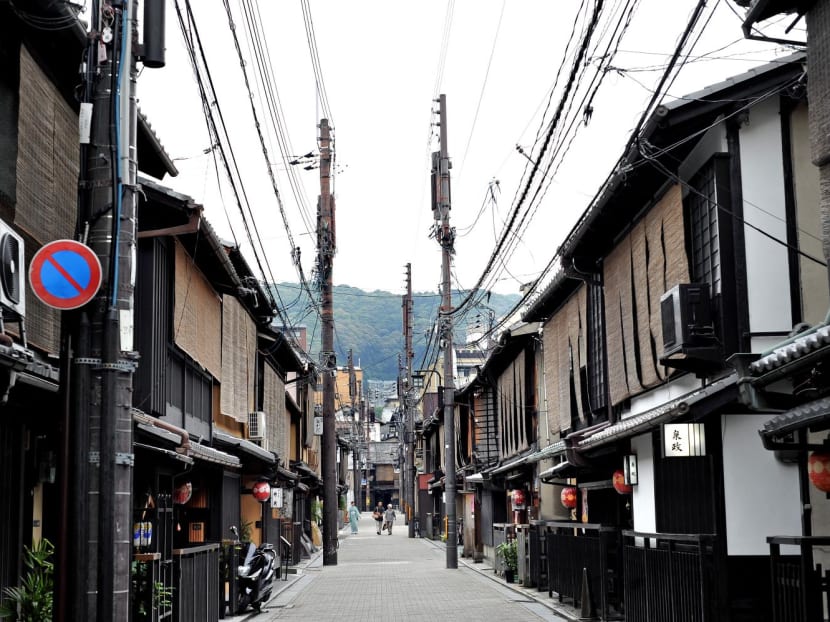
[413,368,442,393]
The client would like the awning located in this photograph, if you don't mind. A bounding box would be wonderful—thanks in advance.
[749,324,830,375]
[291,461,323,487]
[490,448,537,474]
[212,430,276,464]
[578,374,738,450]
[276,466,299,482]
[188,443,240,468]
[135,442,194,465]
[539,460,577,482]
[136,422,181,445]
[760,395,830,446]
[527,440,566,463]
[428,476,445,491]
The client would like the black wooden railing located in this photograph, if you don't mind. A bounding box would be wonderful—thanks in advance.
[528,521,549,592]
[622,531,717,622]
[173,544,220,622]
[545,521,622,620]
[768,535,830,622]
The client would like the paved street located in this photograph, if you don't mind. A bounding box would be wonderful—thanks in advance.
[228,512,575,622]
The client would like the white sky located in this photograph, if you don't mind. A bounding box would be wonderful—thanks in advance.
[128,0,798,297]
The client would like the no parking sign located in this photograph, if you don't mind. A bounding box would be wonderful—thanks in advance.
[29,240,102,310]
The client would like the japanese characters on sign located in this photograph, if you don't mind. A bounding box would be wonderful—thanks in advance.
[663,423,706,457]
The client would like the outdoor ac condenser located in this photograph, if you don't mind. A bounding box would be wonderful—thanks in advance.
[660,283,712,358]
[0,220,25,318]
[248,410,266,440]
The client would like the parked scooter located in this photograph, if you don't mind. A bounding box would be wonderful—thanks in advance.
[230,526,278,613]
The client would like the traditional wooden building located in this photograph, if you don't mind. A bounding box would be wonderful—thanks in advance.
[521,53,822,621]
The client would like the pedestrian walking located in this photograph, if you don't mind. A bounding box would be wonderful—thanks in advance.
[348,501,360,534]
[373,501,385,535]
[383,503,396,535]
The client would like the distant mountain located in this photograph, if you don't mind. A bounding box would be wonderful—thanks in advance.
[272,283,520,381]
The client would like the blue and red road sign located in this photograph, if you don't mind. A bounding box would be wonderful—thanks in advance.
[29,240,102,310]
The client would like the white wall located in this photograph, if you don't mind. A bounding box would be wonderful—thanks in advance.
[739,98,793,347]
[631,433,656,534]
[679,122,728,182]
[722,414,801,555]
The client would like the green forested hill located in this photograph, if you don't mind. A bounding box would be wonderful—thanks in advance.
[273,283,520,381]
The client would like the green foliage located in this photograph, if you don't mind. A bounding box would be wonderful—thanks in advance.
[310,497,323,523]
[0,539,55,621]
[153,582,173,609]
[239,521,253,543]
[274,282,519,381]
[496,539,518,572]
[131,561,173,620]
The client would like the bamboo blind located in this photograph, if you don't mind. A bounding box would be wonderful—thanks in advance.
[541,285,587,434]
[263,363,287,457]
[16,46,78,354]
[543,310,567,434]
[604,184,689,406]
[498,350,529,457]
[220,295,256,423]
[173,242,222,377]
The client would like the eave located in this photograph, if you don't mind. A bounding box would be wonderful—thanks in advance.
[524,54,806,323]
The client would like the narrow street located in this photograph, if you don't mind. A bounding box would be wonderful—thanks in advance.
[232,512,571,622]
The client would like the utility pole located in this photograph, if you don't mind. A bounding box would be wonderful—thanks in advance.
[398,353,407,512]
[403,264,415,537]
[64,1,144,619]
[348,349,358,506]
[318,118,337,565]
[433,94,457,568]
[57,0,157,618]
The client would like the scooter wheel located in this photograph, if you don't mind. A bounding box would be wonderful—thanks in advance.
[237,593,251,614]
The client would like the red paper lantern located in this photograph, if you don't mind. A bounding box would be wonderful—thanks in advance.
[512,489,526,507]
[613,469,633,495]
[173,481,192,505]
[252,481,271,502]
[560,486,577,509]
[808,451,830,493]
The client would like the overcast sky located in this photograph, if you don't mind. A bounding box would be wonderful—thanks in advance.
[129,0,798,297]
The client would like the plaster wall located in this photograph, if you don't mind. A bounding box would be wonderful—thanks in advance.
[722,414,800,555]
[631,433,656,534]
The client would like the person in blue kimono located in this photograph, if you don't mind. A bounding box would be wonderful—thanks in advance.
[348,501,361,534]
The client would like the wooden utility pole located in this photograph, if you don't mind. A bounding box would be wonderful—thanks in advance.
[348,349,358,506]
[435,94,457,568]
[403,264,415,537]
[318,118,338,565]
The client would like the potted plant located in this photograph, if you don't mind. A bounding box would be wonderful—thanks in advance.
[0,539,55,621]
[496,539,518,583]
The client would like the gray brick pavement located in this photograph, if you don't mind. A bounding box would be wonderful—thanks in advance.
[227,512,578,622]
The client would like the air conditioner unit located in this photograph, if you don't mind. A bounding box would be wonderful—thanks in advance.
[248,411,266,440]
[0,220,25,318]
[660,283,719,371]
[660,283,712,353]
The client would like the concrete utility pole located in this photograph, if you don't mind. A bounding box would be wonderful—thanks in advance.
[403,263,416,537]
[434,94,457,568]
[318,118,338,565]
